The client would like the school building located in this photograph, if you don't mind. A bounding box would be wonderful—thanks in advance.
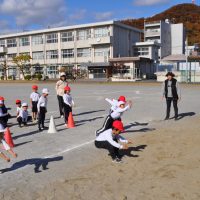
[0,20,158,80]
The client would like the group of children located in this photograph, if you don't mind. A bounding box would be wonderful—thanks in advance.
[1,82,131,164]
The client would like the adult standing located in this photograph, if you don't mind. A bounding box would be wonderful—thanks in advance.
[162,72,181,121]
[56,72,68,118]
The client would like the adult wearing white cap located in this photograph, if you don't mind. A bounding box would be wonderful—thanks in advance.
[37,88,49,131]
[55,72,68,118]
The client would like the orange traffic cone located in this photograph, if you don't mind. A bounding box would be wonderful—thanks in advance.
[67,112,75,128]
[4,127,15,148]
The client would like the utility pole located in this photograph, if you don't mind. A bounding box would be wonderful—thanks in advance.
[185,37,189,83]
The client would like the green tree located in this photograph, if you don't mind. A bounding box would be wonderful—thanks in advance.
[12,54,32,80]
[0,58,8,80]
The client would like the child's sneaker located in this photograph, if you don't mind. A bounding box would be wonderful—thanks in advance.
[112,157,123,163]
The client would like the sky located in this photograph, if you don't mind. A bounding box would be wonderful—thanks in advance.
[0,0,198,34]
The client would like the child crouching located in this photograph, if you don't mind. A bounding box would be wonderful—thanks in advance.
[17,103,31,127]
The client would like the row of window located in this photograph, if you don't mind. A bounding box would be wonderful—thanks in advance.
[6,47,110,60]
[0,27,110,48]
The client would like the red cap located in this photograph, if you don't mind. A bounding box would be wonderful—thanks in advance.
[118,96,126,103]
[0,96,4,101]
[16,99,21,104]
[64,86,71,91]
[112,120,124,131]
[32,85,38,90]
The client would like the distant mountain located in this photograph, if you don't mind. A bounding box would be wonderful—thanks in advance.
[122,3,200,45]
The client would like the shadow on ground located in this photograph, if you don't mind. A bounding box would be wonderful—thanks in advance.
[120,145,147,158]
[0,156,63,173]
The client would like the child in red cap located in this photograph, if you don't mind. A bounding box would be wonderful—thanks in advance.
[30,85,40,122]
[95,120,132,163]
[63,86,74,127]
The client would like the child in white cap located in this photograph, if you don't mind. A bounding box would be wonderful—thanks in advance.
[37,88,49,131]
[17,103,29,127]
[0,124,17,163]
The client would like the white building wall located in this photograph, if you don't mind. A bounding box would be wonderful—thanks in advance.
[171,24,185,55]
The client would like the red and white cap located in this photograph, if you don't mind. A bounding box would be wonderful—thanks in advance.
[118,96,126,103]
[0,96,5,101]
[112,120,124,131]
[42,88,49,94]
[64,86,71,91]
[16,99,21,104]
[32,85,38,90]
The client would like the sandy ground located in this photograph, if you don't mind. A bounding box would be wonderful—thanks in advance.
[33,115,200,200]
[0,83,200,200]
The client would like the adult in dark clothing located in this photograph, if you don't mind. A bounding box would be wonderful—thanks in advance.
[162,72,181,120]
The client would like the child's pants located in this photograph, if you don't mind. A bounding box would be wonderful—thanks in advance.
[96,115,114,136]
[38,107,46,128]
[63,104,72,124]
[17,117,27,125]
[94,140,120,159]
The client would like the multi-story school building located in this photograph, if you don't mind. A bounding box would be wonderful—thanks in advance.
[0,20,154,80]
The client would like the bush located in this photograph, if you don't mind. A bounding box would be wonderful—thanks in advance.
[8,75,12,80]
[1,76,4,80]
[24,75,32,80]
[36,74,42,80]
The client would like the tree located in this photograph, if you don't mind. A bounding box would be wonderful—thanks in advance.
[0,57,8,80]
[12,54,32,80]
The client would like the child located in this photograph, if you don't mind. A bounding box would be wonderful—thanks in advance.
[0,99,8,129]
[16,99,22,117]
[96,100,132,136]
[0,124,17,162]
[30,85,40,122]
[37,88,49,131]
[95,120,132,163]
[63,86,74,127]
[105,96,126,113]
[17,103,29,127]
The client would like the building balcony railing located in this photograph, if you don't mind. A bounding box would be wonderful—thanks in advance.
[145,31,160,37]
[0,47,7,54]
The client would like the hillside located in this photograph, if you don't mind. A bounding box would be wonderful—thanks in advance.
[122,3,200,45]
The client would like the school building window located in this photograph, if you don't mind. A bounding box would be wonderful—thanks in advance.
[94,27,109,38]
[19,37,30,46]
[0,40,5,47]
[77,29,91,40]
[94,47,110,57]
[46,33,58,43]
[61,49,74,58]
[7,53,17,59]
[7,38,17,48]
[46,50,58,59]
[19,52,30,56]
[77,48,91,57]
[61,31,74,42]
[32,35,43,45]
[32,51,44,60]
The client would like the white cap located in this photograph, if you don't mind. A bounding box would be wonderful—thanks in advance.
[118,101,126,106]
[22,103,28,107]
[42,88,49,94]
[0,100,3,104]
[60,72,66,77]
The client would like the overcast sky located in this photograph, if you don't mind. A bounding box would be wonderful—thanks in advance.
[0,0,197,34]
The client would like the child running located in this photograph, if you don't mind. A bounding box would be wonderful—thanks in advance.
[63,86,74,127]
[96,99,132,136]
[37,88,49,131]
[105,96,126,114]
[0,124,17,162]
[30,85,40,122]
[95,120,132,163]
